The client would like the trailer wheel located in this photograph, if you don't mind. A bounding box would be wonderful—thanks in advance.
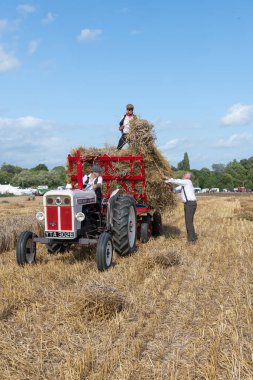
[96,232,113,271]
[112,196,137,256]
[16,231,36,266]
[140,216,152,243]
[152,212,163,236]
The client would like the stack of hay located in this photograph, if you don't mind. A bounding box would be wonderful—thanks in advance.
[68,118,175,212]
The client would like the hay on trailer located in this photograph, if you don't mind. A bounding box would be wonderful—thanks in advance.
[68,118,175,211]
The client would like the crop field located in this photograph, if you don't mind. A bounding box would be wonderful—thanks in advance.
[0,195,252,379]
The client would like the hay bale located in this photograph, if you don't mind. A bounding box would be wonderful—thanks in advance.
[68,118,175,211]
[69,282,126,321]
[151,249,183,267]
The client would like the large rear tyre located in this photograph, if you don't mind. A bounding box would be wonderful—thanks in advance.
[152,212,163,236]
[112,195,137,256]
[140,216,152,243]
[96,232,113,271]
[16,231,36,266]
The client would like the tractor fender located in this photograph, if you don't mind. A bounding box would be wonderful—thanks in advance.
[106,189,123,230]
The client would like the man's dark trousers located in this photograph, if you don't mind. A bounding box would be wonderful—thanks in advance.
[184,201,197,241]
[117,133,127,150]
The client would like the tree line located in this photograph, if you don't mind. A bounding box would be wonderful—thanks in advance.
[174,153,253,190]
[1,153,253,190]
[0,164,66,188]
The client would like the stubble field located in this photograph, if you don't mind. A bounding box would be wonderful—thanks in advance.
[0,194,252,379]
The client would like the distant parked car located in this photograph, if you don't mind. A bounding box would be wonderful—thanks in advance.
[37,185,48,196]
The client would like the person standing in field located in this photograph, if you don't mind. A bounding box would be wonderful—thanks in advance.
[164,172,197,243]
[117,103,136,150]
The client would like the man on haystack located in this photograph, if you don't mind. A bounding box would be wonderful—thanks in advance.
[117,103,137,150]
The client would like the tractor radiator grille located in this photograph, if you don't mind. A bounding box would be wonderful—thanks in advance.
[46,206,72,231]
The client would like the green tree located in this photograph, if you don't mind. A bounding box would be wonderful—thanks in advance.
[11,169,66,188]
[225,160,247,187]
[245,168,253,189]
[212,163,225,173]
[0,170,12,184]
[31,164,49,172]
[215,172,234,189]
[177,152,190,171]
[51,166,66,184]
[196,168,211,188]
[1,164,23,175]
[240,157,253,171]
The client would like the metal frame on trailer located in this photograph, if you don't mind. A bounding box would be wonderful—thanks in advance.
[68,150,151,214]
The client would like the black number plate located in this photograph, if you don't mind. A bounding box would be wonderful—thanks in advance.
[45,231,75,239]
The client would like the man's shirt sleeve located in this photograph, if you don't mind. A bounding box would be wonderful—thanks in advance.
[83,175,88,184]
[97,176,103,185]
[165,178,189,186]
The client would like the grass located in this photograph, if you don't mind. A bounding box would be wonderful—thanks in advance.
[0,195,252,379]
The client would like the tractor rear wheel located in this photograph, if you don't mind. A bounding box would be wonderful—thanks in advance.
[96,232,113,271]
[140,216,152,243]
[16,231,36,266]
[152,212,163,236]
[112,195,137,256]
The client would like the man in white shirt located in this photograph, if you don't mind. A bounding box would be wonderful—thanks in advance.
[117,103,136,150]
[164,172,197,243]
[83,164,103,208]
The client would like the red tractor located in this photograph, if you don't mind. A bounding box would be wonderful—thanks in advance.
[16,151,162,270]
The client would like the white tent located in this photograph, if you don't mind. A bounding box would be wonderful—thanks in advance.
[0,184,23,195]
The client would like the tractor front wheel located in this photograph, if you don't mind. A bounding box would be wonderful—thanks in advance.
[96,232,113,271]
[16,231,37,266]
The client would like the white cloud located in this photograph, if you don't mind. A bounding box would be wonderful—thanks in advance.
[159,139,180,150]
[0,116,70,168]
[0,46,20,72]
[159,138,193,151]
[221,103,253,126]
[130,29,142,35]
[42,12,57,24]
[0,19,19,33]
[0,116,52,129]
[215,133,252,148]
[17,4,36,14]
[119,7,128,13]
[0,19,9,31]
[28,39,39,55]
[77,28,102,42]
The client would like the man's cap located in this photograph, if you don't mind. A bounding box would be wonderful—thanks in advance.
[91,164,103,173]
[126,103,134,110]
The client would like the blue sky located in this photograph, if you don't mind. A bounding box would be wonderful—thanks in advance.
[0,0,253,170]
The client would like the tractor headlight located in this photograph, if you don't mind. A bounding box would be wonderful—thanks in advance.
[63,197,71,205]
[75,212,85,222]
[36,211,45,221]
[55,197,62,206]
